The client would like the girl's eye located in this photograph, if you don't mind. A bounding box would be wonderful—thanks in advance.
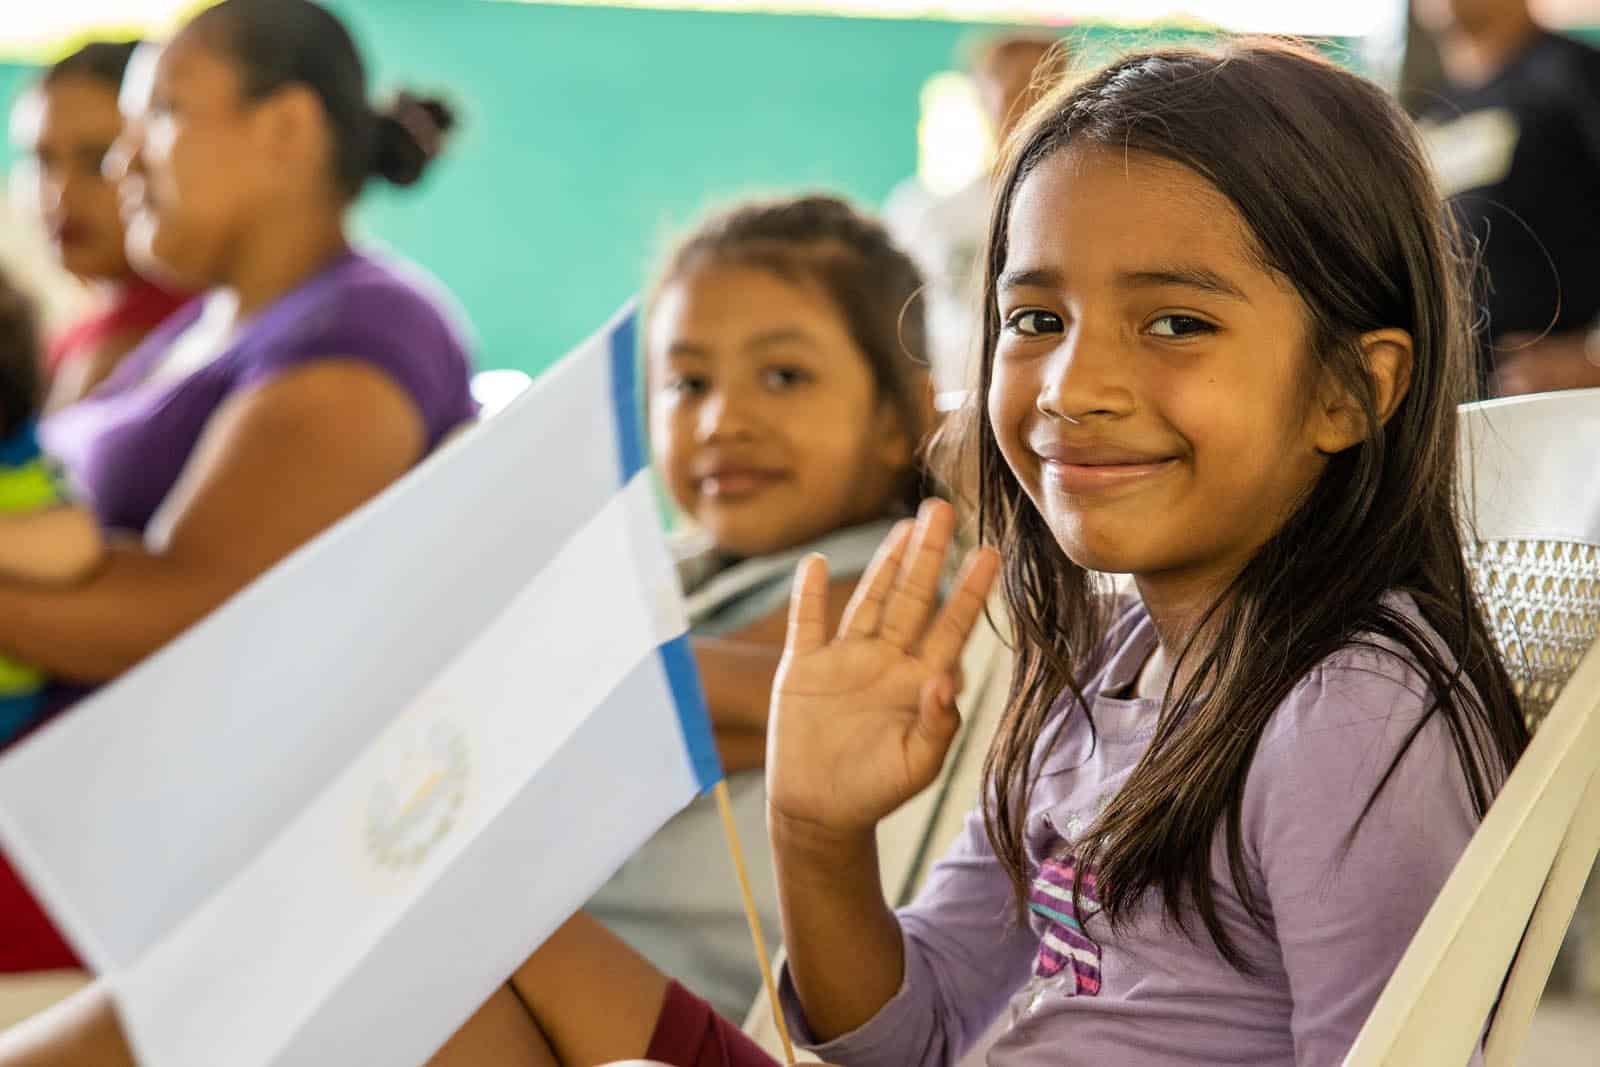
[1005,309,1065,337]
[761,366,811,390]
[665,374,709,397]
[1148,314,1216,339]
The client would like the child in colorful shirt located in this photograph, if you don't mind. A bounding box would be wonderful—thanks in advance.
[0,276,103,746]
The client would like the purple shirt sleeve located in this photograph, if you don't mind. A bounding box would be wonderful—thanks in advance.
[1244,652,1487,1066]
[233,274,476,450]
[780,808,1036,1066]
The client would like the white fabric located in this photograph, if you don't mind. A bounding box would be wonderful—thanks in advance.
[0,310,713,1067]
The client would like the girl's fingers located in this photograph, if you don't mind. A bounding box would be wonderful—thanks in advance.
[906,673,962,786]
[837,520,915,640]
[878,501,957,651]
[785,554,831,656]
[918,546,1001,673]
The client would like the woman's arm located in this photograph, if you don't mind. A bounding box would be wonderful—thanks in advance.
[0,360,424,682]
[0,507,103,584]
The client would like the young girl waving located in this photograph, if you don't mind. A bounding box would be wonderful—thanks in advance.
[442,38,1525,1067]
[0,39,1530,1067]
[769,38,1526,1066]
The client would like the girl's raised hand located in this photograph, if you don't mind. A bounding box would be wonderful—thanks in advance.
[766,500,1001,839]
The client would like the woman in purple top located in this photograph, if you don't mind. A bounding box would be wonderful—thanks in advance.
[1,0,473,687]
[0,0,473,979]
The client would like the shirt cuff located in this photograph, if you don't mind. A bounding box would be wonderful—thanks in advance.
[778,926,937,1066]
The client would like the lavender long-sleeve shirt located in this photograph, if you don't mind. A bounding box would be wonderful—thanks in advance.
[784,597,1493,1066]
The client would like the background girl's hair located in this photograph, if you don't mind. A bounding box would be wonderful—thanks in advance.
[0,272,40,440]
[940,38,1526,970]
[43,40,142,91]
[192,0,455,197]
[647,193,933,516]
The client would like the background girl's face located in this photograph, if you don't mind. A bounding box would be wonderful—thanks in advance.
[12,76,133,282]
[987,146,1329,589]
[648,263,911,558]
[111,32,271,289]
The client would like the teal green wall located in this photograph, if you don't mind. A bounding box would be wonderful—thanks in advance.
[2,1,1591,376]
[336,1,987,373]
[2,2,1017,374]
[0,2,1232,375]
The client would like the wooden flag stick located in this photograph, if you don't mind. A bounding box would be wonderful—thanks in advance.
[714,778,799,1065]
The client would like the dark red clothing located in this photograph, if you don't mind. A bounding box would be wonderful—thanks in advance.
[646,981,781,1067]
[0,852,78,972]
[45,278,189,373]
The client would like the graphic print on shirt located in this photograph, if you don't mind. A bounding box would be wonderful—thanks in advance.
[1028,851,1104,995]
[1009,806,1108,1026]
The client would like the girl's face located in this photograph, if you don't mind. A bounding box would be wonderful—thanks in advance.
[11,76,133,282]
[649,263,912,559]
[989,146,1333,594]
[110,33,272,290]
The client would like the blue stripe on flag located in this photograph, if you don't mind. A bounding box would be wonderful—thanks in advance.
[659,633,723,792]
[603,304,721,792]
[607,311,646,482]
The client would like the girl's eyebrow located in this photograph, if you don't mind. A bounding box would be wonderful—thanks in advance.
[997,264,1251,304]
[664,342,712,359]
[1116,266,1250,303]
[997,266,1063,292]
[745,327,817,352]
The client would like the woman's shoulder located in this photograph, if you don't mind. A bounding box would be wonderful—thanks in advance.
[231,249,477,445]
[293,248,473,351]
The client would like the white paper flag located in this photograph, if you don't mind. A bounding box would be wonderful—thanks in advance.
[0,306,721,1066]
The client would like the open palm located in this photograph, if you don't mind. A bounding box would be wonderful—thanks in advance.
[767,500,1001,837]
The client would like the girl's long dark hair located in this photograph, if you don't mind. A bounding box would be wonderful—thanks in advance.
[943,39,1527,969]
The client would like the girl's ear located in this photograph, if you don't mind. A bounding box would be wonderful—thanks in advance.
[1313,328,1414,455]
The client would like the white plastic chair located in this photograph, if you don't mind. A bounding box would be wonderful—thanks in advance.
[1344,389,1600,1067]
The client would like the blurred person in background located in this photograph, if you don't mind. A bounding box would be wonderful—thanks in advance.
[586,194,932,1023]
[884,32,1068,407]
[0,0,474,986]
[1414,0,1600,394]
[0,275,103,747]
[9,41,190,412]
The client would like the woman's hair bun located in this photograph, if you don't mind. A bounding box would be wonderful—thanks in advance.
[370,92,456,187]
